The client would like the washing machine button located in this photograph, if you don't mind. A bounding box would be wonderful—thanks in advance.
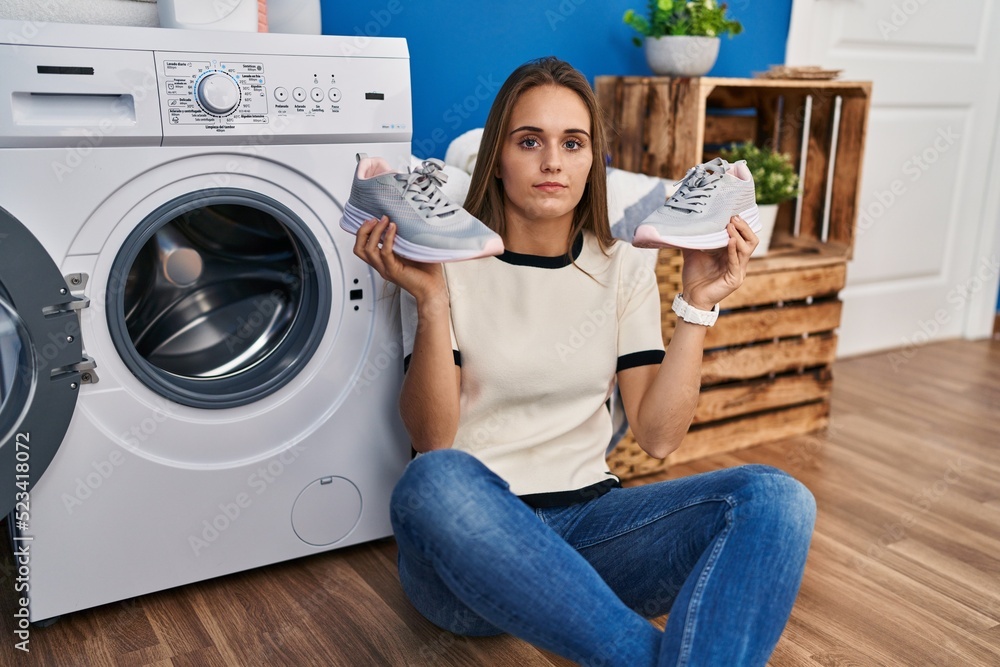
[274,87,288,102]
[328,87,342,103]
[310,87,324,103]
[292,87,307,103]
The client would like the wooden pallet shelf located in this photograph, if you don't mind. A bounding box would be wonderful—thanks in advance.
[598,75,871,480]
[701,333,839,385]
[692,369,833,424]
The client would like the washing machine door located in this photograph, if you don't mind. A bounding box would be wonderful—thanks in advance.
[0,207,89,518]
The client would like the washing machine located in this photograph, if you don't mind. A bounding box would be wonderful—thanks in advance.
[0,20,413,622]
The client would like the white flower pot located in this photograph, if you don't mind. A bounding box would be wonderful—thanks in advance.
[644,36,721,77]
[752,203,779,258]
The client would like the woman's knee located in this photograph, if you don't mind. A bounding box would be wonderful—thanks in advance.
[731,464,817,535]
[390,449,508,533]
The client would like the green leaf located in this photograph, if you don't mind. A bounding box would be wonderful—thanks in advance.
[625,0,742,37]
[720,142,800,205]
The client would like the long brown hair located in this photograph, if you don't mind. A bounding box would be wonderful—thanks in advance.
[464,57,614,257]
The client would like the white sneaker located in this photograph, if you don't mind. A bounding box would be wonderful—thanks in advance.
[340,154,504,263]
[633,158,760,250]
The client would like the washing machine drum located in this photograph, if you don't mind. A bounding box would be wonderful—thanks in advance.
[107,188,331,409]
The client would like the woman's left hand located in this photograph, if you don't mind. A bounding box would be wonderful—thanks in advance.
[679,215,759,311]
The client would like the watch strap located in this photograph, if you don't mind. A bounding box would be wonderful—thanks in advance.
[672,293,719,326]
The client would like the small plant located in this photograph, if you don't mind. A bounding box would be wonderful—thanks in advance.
[624,0,743,46]
[720,143,800,205]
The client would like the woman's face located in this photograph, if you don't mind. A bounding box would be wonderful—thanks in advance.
[497,84,594,228]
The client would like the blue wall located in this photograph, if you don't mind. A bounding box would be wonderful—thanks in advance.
[321,0,793,159]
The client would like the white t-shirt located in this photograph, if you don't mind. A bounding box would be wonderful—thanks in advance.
[401,232,664,505]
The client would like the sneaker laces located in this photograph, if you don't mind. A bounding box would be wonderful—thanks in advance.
[396,159,459,218]
[664,158,729,214]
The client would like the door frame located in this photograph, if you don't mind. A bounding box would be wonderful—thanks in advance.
[969,97,1000,337]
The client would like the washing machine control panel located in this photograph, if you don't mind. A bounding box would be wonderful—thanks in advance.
[163,60,264,123]
[155,52,411,145]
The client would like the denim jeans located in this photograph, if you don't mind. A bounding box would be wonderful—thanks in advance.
[390,449,816,667]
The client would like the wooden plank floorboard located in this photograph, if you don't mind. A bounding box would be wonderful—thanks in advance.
[169,646,229,667]
[142,594,214,660]
[0,340,998,665]
[806,536,999,665]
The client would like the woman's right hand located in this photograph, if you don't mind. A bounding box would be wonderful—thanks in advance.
[353,216,446,300]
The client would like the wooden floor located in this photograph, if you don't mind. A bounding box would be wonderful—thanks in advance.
[1,339,998,666]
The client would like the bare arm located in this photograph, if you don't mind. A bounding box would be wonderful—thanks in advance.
[399,291,461,451]
[619,216,758,459]
[353,217,460,451]
[618,320,706,459]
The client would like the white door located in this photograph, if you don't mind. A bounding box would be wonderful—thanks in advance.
[787,0,1000,358]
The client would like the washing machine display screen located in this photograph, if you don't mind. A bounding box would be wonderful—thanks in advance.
[108,189,330,409]
[0,297,32,441]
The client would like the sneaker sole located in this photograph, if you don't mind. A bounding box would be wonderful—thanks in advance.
[339,201,504,263]
[633,206,761,250]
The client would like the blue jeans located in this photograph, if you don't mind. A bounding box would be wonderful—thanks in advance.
[390,449,816,667]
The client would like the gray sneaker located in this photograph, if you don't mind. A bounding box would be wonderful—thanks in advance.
[340,154,504,263]
[633,158,760,250]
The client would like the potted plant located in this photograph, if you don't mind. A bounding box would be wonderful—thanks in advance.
[624,0,743,77]
[720,142,800,257]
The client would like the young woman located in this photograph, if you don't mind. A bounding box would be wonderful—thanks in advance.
[353,57,816,667]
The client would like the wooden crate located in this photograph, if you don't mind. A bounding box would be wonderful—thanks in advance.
[594,76,872,258]
[595,76,872,479]
[609,243,845,477]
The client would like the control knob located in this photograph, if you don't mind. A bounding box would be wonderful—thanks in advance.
[196,72,241,116]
